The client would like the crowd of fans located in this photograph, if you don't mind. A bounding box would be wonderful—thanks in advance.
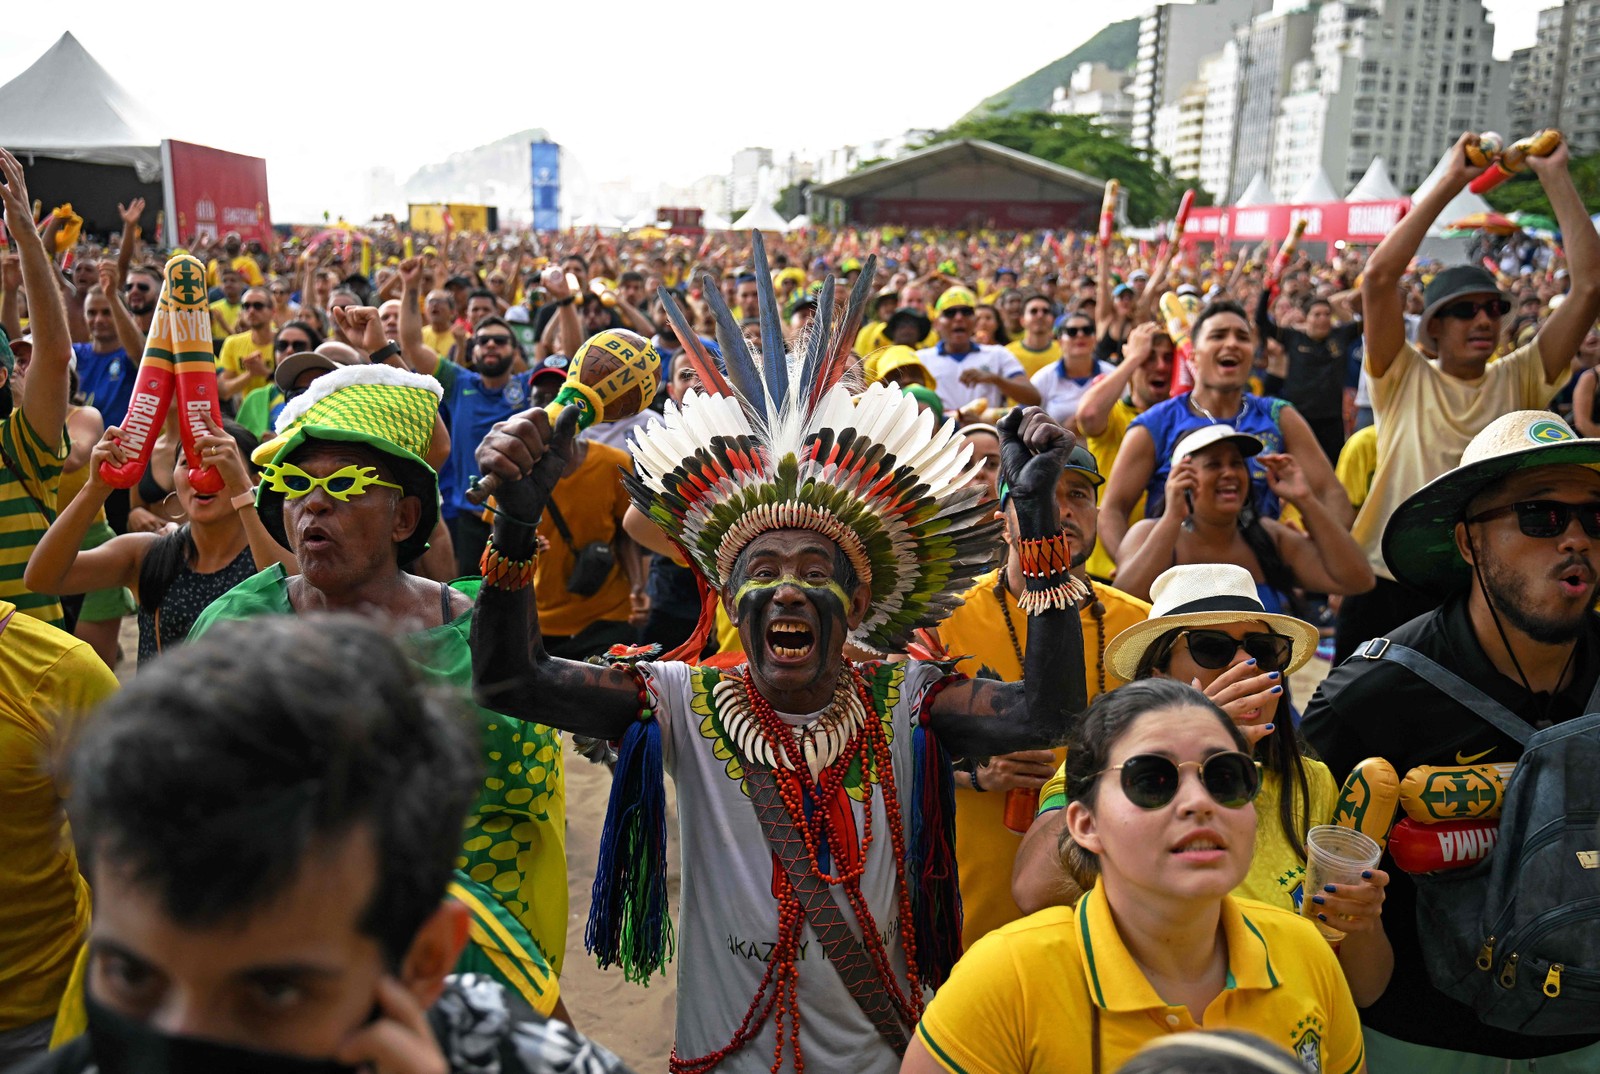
[3,129,1600,1074]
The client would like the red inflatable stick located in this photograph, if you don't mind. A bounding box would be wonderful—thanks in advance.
[164,255,226,494]
[1098,179,1119,249]
[98,275,176,489]
[1171,189,1195,243]
[96,255,225,492]
[1389,817,1500,875]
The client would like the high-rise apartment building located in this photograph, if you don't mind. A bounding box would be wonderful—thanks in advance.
[1509,1,1600,153]
[1130,0,1272,150]
[1269,0,1507,199]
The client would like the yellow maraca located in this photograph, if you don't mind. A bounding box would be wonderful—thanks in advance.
[466,328,662,505]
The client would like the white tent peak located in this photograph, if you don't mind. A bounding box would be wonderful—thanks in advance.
[1234,172,1272,207]
[731,170,792,233]
[1413,148,1492,235]
[1347,157,1403,202]
[1290,168,1339,205]
[0,33,167,172]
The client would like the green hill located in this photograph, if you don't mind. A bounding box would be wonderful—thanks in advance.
[965,19,1140,119]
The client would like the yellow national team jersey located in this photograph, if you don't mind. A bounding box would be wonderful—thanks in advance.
[217,332,276,397]
[1006,339,1061,377]
[935,571,1147,948]
[1084,397,1145,580]
[422,324,456,361]
[916,886,1365,1074]
[0,602,119,1030]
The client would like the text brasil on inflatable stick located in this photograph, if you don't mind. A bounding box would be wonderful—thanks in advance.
[97,254,227,494]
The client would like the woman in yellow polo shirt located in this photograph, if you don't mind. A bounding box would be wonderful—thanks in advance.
[905,680,1369,1074]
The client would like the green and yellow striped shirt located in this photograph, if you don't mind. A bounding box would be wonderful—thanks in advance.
[0,408,66,628]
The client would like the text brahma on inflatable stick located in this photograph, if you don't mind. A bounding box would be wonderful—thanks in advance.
[98,254,226,494]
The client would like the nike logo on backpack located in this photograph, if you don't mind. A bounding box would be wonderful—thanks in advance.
[1456,747,1495,764]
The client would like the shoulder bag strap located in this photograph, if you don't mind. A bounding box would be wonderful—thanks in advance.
[1356,638,1532,746]
[744,767,911,1055]
[544,499,578,554]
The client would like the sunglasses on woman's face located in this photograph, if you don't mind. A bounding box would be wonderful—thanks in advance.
[1059,325,1093,338]
[1173,629,1294,672]
[276,338,311,353]
[1096,751,1262,810]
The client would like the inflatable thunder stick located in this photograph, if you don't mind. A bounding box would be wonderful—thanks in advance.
[1267,218,1308,284]
[1171,189,1195,243]
[1399,762,1515,823]
[1389,817,1500,875]
[1470,129,1562,195]
[97,255,226,493]
[1464,131,1504,169]
[1098,180,1119,249]
[1331,757,1401,851]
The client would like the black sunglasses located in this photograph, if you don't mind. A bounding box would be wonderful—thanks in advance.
[1164,629,1294,673]
[125,281,153,293]
[241,301,270,311]
[276,338,311,353]
[1095,751,1262,810]
[1468,500,1600,539]
[1437,297,1511,321]
[1059,325,1093,338]
[941,306,975,318]
[475,334,512,347]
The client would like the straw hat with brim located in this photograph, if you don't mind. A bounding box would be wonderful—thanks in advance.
[1172,423,1264,466]
[252,365,444,565]
[1104,563,1320,681]
[1416,264,1505,354]
[1383,411,1600,597]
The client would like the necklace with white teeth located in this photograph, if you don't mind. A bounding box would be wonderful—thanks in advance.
[712,671,868,783]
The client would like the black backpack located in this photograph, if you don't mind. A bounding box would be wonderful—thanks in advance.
[1360,639,1600,1036]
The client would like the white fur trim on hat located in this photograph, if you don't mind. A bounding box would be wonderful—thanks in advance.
[273,363,444,434]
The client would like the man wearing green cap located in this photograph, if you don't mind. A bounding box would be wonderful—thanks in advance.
[189,365,569,1020]
[0,148,74,629]
[1341,132,1600,660]
[1305,409,1600,1072]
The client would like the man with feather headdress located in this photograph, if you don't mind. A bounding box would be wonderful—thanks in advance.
[469,235,1089,1074]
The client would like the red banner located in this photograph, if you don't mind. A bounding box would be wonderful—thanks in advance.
[161,140,273,246]
[1180,198,1410,249]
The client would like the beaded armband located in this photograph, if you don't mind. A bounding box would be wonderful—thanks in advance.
[479,541,537,591]
[1015,533,1091,614]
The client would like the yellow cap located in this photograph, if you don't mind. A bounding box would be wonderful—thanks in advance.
[935,287,977,313]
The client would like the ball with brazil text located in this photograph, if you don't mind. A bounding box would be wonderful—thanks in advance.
[553,329,662,429]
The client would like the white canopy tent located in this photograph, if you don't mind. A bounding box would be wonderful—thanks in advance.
[1289,168,1340,205]
[0,32,166,182]
[731,169,793,232]
[1234,172,1273,207]
[1347,157,1404,202]
[1412,148,1494,235]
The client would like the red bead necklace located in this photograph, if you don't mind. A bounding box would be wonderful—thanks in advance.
[668,666,924,1074]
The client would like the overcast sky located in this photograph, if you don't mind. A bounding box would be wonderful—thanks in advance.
[0,0,1543,222]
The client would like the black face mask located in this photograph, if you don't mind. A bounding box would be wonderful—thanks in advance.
[86,996,358,1074]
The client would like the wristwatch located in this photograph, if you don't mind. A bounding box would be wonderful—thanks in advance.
[370,341,402,363]
[231,488,258,510]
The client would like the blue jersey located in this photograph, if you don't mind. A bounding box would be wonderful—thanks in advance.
[1131,393,1292,520]
[436,361,534,519]
[73,343,134,427]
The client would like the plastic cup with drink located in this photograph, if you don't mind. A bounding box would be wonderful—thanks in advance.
[1301,824,1383,942]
